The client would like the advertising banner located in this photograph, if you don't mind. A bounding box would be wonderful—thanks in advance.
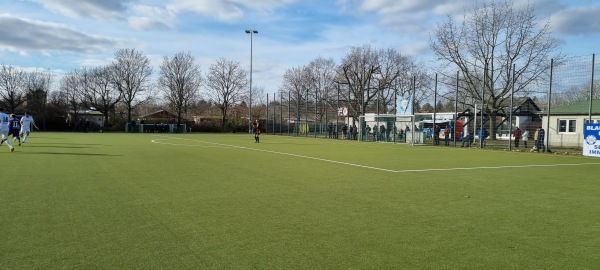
[396,95,412,116]
[583,123,600,157]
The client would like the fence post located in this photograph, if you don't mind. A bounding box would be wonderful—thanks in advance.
[590,54,595,122]
[546,59,553,153]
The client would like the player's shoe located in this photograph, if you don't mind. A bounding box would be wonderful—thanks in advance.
[18,141,21,146]
[10,147,14,152]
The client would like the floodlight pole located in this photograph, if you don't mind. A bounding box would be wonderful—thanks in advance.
[245,30,258,133]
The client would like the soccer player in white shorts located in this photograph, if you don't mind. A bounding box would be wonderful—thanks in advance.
[0,108,15,152]
[20,111,38,143]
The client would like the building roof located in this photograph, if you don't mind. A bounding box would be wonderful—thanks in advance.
[545,99,600,115]
[138,110,178,119]
[69,110,104,116]
[457,97,541,118]
[513,97,541,115]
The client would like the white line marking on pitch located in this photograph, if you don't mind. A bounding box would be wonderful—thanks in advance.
[394,163,600,173]
[151,136,600,173]
[151,136,397,173]
[151,139,227,148]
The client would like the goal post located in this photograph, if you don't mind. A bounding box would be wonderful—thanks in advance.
[125,123,187,133]
[358,114,420,144]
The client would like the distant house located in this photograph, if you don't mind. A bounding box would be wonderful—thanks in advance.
[136,110,189,133]
[454,97,542,138]
[138,110,179,123]
[540,100,600,147]
[67,110,105,131]
[510,97,542,132]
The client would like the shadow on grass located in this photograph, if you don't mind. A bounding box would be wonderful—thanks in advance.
[30,142,108,146]
[22,145,97,149]
[18,152,121,156]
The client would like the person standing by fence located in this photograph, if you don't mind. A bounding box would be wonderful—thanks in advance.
[522,129,529,149]
[513,127,522,148]
[433,125,441,145]
[444,125,450,146]
[348,125,353,140]
[478,128,489,148]
[536,127,545,152]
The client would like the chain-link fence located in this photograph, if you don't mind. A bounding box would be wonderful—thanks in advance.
[259,54,599,153]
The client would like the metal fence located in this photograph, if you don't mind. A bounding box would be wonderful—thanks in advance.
[258,54,599,153]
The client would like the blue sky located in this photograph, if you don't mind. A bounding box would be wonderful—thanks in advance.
[2,0,600,95]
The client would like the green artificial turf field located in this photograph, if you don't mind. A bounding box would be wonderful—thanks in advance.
[1,132,599,269]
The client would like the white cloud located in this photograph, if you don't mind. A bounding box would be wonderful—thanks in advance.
[355,0,461,35]
[360,0,457,14]
[78,58,112,67]
[167,0,244,22]
[227,0,297,12]
[0,14,118,54]
[166,0,297,22]
[129,5,176,31]
[32,0,129,20]
[549,7,600,35]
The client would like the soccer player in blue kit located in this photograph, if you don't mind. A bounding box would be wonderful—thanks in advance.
[9,114,21,146]
[0,108,15,152]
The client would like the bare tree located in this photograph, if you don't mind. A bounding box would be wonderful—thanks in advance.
[82,66,122,128]
[376,48,431,114]
[546,80,600,107]
[0,64,27,112]
[24,70,53,130]
[204,57,247,126]
[280,65,311,126]
[59,70,84,128]
[251,85,266,120]
[337,45,381,119]
[430,0,561,138]
[48,89,67,108]
[158,51,202,130]
[338,46,432,118]
[306,57,337,123]
[109,48,153,123]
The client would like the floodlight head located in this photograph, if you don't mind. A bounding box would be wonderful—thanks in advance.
[245,30,258,34]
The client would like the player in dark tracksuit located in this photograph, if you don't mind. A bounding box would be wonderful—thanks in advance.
[253,119,260,143]
[9,114,21,146]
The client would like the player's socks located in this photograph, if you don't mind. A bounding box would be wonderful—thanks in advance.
[4,138,13,148]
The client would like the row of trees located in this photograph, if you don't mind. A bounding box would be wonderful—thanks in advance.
[58,48,152,129]
[278,47,429,126]
[54,50,251,131]
[0,65,52,129]
[1,0,587,135]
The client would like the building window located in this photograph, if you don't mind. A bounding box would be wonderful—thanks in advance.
[558,119,577,133]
